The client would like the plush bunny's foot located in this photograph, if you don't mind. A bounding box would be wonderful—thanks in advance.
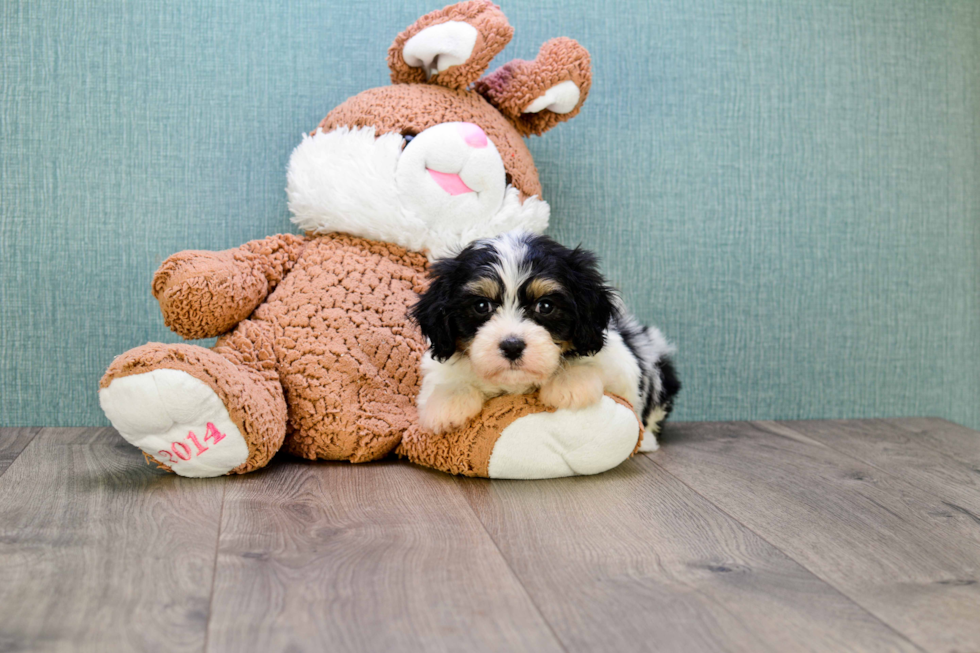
[100,369,250,478]
[398,392,643,479]
[487,395,642,478]
[99,336,287,477]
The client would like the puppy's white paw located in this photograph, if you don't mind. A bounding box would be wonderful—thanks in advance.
[539,367,605,410]
[638,407,666,453]
[418,385,485,434]
[638,431,660,452]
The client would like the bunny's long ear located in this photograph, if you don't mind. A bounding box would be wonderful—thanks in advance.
[388,0,513,90]
[474,38,592,137]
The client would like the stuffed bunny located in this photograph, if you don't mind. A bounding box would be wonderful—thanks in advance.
[99,0,643,479]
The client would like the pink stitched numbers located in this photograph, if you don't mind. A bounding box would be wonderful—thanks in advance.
[157,423,227,466]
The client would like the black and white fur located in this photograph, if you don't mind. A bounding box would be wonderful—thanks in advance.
[410,231,680,451]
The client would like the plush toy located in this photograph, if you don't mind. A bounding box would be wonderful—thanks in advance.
[98,0,644,479]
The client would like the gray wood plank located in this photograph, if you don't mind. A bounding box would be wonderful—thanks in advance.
[206,459,563,653]
[459,457,921,653]
[0,427,224,653]
[0,428,40,477]
[884,417,980,469]
[654,420,980,653]
[777,419,980,515]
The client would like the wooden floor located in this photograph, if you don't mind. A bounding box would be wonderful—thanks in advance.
[1,419,979,653]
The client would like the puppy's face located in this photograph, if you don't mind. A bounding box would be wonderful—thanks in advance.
[411,232,615,386]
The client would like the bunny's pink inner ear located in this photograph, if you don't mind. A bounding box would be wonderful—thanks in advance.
[388,0,513,90]
[474,37,592,137]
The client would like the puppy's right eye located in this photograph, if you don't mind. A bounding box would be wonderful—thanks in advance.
[473,299,494,315]
[535,299,555,315]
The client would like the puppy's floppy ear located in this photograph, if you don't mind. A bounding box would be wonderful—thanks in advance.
[410,258,462,362]
[565,247,615,356]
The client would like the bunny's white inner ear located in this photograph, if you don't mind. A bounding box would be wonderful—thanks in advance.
[524,80,581,114]
[402,21,479,80]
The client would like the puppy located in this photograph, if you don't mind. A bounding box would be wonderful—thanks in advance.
[409,231,680,452]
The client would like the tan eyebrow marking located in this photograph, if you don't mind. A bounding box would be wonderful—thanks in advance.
[527,277,563,300]
[465,277,501,299]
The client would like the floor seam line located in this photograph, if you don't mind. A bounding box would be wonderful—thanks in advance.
[202,480,227,653]
[454,478,571,653]
[0,427,42,480]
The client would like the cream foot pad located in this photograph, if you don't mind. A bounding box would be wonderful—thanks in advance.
[99,369,249,477]
[487,395,640,479]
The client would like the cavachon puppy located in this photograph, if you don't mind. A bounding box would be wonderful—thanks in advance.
[410,231,680,451]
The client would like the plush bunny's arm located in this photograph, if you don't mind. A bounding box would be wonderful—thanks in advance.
[152,234,307,340]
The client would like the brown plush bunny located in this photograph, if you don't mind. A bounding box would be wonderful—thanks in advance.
[98,1,643,479]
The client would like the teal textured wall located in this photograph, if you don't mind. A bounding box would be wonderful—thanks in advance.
[2,1,979,428]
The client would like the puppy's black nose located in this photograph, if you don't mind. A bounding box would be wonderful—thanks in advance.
[499,337,526,361]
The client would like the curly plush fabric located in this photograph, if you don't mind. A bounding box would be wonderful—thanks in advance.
[264,234,431,462]
[397,394,543,477]
[474,37,592,137]
[318,84,542,199]
[388,0,513,90]
[152,234,307,340]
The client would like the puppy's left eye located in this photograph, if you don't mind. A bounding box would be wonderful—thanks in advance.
[535,299,555,315]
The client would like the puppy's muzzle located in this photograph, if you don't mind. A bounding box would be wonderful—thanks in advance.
[498,336,526,362]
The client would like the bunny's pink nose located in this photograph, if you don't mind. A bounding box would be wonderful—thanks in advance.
[458,122,488,148]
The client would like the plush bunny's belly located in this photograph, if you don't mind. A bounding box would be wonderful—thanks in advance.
[254,233,429,462]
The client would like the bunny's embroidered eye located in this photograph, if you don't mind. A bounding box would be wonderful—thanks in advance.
[401,130,418,149]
